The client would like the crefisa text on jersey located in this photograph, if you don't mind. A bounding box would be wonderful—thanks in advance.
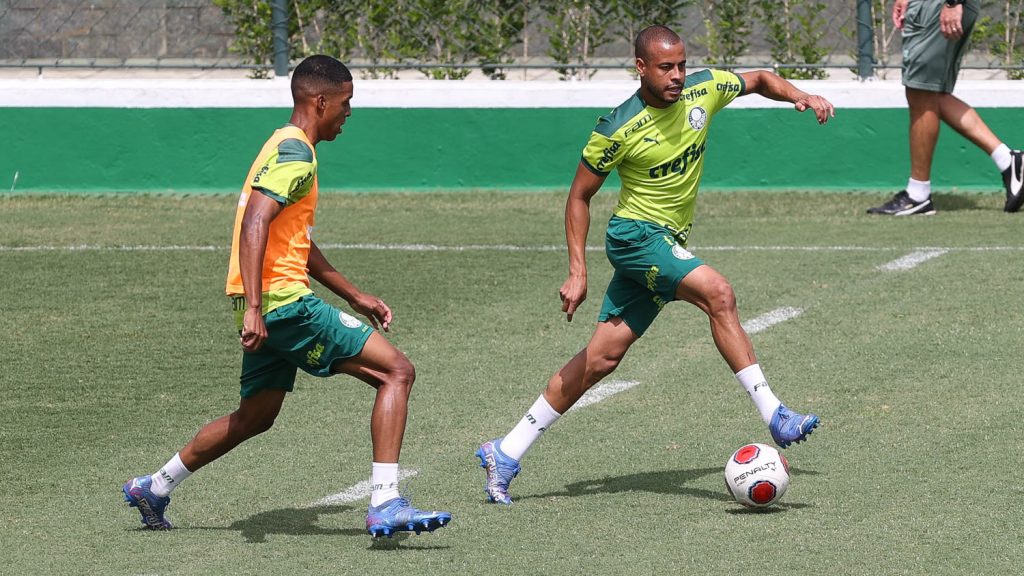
[648,140,706,178]
[596,141,622,172]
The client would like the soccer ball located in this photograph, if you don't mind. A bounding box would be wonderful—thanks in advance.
[724,443,790,508]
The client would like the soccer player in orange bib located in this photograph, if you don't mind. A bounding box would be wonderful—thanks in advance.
[122,55,450,538]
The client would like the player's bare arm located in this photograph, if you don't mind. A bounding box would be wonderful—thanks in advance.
[892,0,909,29]
[939,4,965,39]
[238,189,284,352]
[307,241,392,331]
[739,70,835,125]
[561,161,607,322]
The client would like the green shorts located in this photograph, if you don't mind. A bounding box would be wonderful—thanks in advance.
[236,294,374,398]
[901,0,979,93]
[598,216,705,337]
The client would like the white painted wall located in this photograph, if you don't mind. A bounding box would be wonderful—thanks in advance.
[1,77,1021,108]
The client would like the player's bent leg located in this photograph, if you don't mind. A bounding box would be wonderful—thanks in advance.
[543,317,639,413]
[676,266,820,447]
[936,93,1001,154]
[905,87,942,183]
[123,389,288,530]
[332,333,451,536]
[675,265,755,372]
[179,388,288,472]
[477,318,640,504]
[331,332,414,463]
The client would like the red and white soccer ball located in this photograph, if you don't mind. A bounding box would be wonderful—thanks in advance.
[724,443,790,508]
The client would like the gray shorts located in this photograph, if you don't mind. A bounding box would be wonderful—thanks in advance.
[901,0,980,93]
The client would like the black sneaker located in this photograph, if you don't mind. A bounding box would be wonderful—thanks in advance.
[866,190,936,216]
[1003,149,1024,213]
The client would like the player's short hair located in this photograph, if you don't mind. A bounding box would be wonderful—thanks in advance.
[291,55,352,101]
[634,25,682,61]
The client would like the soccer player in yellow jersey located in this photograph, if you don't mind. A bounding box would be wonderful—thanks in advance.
[123,55,450,537]
[477,26,835,504]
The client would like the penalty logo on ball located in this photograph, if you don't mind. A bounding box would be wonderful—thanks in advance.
[724,443,790,508]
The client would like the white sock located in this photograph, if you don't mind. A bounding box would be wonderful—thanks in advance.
[905,178,931,203]
[370,462,400,507]
[499,394,562,461]
[992,143,1012,172]
[150,453,192,497]
[735,364,782,425]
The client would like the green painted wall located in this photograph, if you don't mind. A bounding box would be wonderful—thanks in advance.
[3,107,1022,193]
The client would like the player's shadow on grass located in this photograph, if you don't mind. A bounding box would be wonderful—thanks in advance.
[929,193,983,212]
[194,504,450,550]
[521,466,818,510]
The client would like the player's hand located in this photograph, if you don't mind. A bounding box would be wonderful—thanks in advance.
[939,4,965,39]
[559,273,588,322]
[892,0,909,29]
[240,307,268,352]
[351,292,393,332]
[794,95,835,125]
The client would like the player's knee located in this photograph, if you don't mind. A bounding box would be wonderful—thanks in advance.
[589,350,625,379]
[385,356,416,393]
[235,410,277,437]
[704,278,737,316]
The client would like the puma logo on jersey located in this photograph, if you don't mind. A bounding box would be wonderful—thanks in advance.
[643,136,659,144]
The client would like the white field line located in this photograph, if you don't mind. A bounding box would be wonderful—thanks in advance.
[567,379,641,413]
[309,380,640,506]
[3,243,1024,253]
[742,307,804,335]
[310,468,419,507]
[876,249,949,272]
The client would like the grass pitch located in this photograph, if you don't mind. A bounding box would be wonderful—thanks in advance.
[1,190,1022,575]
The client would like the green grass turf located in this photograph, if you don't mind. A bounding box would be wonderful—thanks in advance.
[1,190,1022,575]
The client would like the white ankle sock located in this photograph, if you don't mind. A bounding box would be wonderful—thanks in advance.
[735,364,782,425]
[905,178,931,203]
[992,143,1012,172]
[499,395,562,461]
[370,462,400,507]
[150,453,192,497]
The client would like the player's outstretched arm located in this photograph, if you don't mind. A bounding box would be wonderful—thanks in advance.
[561,161,606,322]
[739,70,835,125]
[308,241,393,331]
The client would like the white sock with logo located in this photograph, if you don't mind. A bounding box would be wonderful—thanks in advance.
[905,178,931,203]
[992,143,1012,172]
[736,364,782,425]
[370,462,400,507]
[150,453,192,497]
[499,394,562,461]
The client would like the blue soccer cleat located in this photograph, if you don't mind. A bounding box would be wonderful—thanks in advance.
[365,497,451,538]
[122,475,172,530]
[475,438,521,505]
[769,404,820,448]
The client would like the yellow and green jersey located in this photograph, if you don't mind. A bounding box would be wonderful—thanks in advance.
[581,69,745,244]
[226,125,319,318]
